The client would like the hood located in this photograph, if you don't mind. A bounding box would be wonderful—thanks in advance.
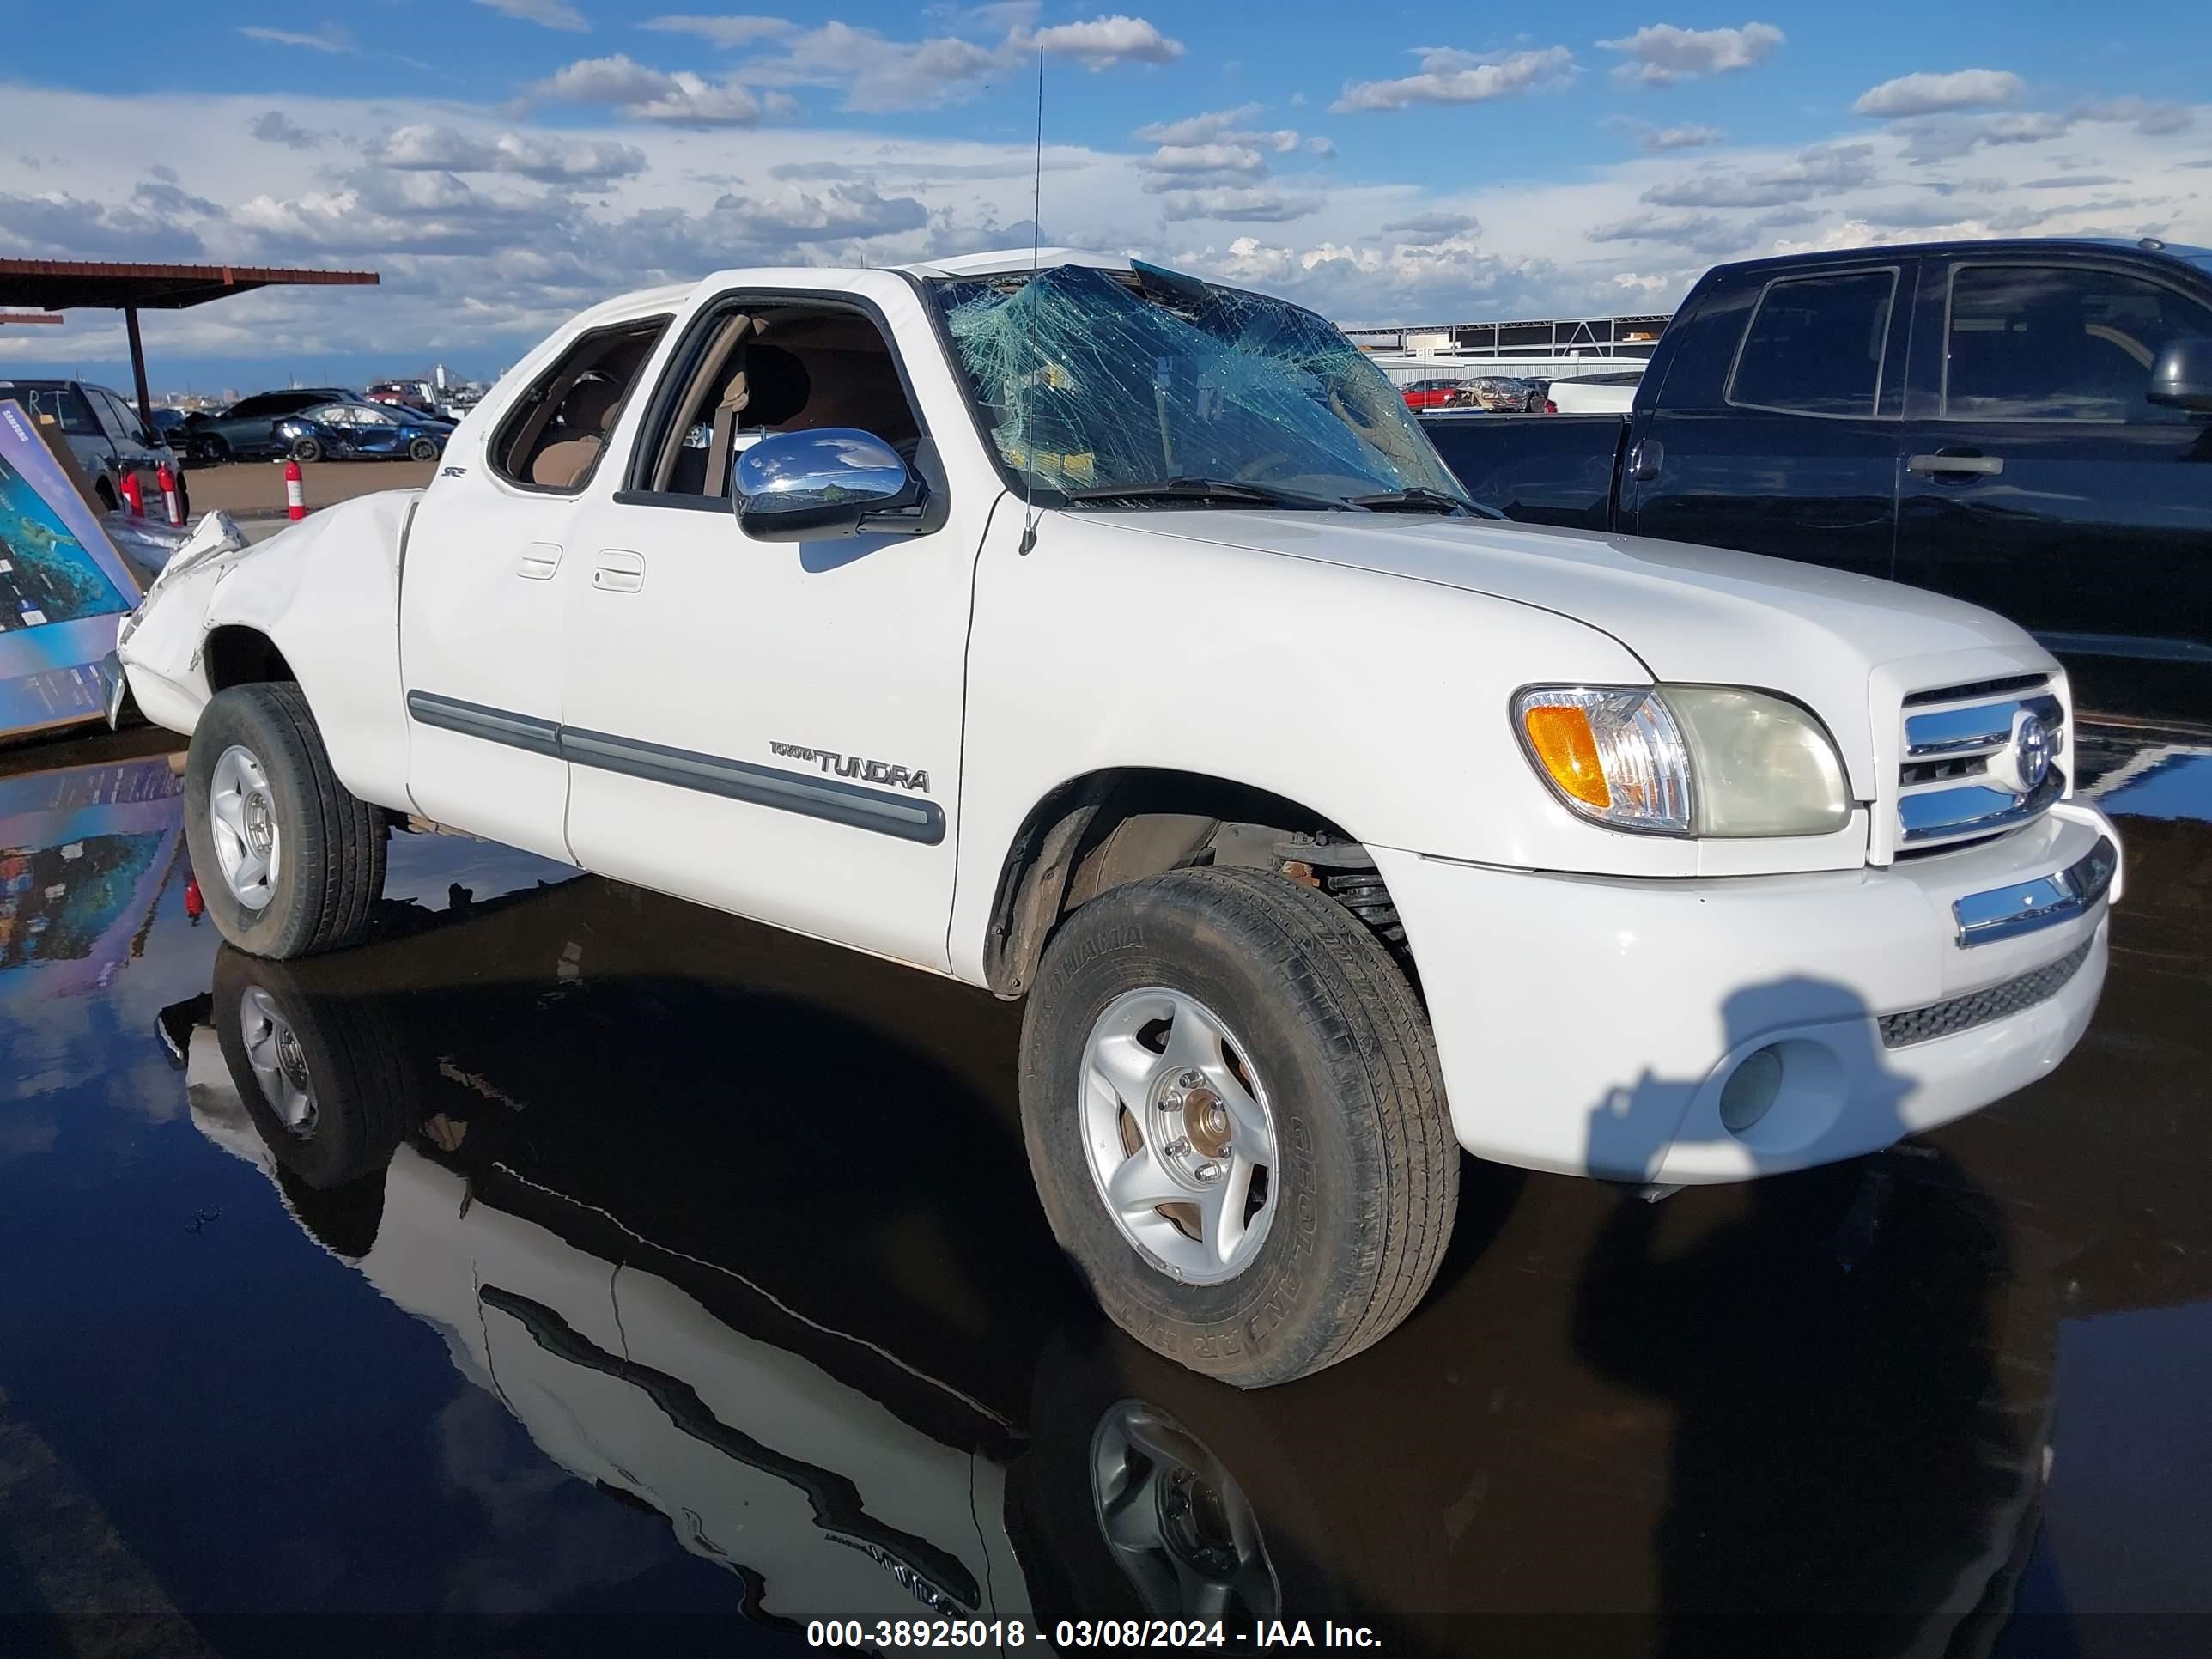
[1103,510,2057,792]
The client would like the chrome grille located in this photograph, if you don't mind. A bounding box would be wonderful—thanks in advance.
[1878,937,2094,1048]
[1893,674,2065,851]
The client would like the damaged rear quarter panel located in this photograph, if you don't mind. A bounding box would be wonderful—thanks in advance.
[136,491,420,813]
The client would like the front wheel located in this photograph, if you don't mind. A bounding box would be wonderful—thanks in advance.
[1020,868,1459,1388]
[289,436,321,464]
[407,437,440,463]
[184,684,386,959]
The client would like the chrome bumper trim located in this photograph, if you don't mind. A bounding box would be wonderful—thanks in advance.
[1952,835,2119,948]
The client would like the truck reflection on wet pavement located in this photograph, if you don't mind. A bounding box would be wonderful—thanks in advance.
[2,724,2209,1657]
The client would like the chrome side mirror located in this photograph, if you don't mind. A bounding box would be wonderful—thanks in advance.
[732,428,919,542]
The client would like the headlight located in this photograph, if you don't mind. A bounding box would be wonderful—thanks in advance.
[1513,684,1851,838]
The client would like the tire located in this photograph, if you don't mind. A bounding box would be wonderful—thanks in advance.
[199,434,229,465]
[408,437,439,463]
[184,683,386,960]
[94,477,117,512]
[211,946,421,1195]
[289,436,322,464]
[1019,867,1458,1389]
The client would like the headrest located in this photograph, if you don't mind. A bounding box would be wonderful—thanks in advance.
[562,376,623,435]
[732,343,811,427]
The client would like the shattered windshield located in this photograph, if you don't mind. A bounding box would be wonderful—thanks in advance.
[931,263,1477,510]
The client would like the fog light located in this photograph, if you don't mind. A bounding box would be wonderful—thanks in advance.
[1719,1045,1785,1134]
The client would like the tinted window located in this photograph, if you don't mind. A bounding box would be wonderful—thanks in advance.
[228,395,279,417]
[1944,264,2212,422]
[94,391,143,444]
[0,384,102,434]
[1728,270,1898,417]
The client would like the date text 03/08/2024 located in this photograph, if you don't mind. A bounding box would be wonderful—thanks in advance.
[805,1619,1384,1649]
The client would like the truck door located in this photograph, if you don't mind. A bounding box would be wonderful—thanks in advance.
[1627,260,1911,582]
[556,275,986,973]
[1896,255,2212,709]
[397,312,674,862]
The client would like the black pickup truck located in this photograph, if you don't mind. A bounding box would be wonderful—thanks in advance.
[1421,237,2212,719]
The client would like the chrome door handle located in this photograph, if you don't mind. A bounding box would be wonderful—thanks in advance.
[592,549,645,593]
[1907,453,2004,477]
[516,541,562,580]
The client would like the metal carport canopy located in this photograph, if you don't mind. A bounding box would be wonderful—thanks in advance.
[0,258,380,429]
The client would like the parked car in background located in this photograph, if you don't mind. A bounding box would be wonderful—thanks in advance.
[0,378,188,515]
[1546,369,1644,414]
[1419,236,2212,718]
[1399,376,1471,410]
[1461,376,1536,412]
[274,401,454,463]
[117,250,2120,1388]
[1519,376,1551,412]
[367,379,437,415]
[182,388,362,463]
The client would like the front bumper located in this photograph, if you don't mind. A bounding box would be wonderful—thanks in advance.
[1376,801,2120,1184]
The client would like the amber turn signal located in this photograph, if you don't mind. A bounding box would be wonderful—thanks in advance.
[1522,705,1611,809]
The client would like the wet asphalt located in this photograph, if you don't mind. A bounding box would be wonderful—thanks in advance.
[1,719,2208,1658]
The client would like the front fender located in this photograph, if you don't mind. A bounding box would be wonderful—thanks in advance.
[118,490,419,812]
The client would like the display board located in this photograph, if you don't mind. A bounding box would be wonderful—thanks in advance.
[0,401,143,739]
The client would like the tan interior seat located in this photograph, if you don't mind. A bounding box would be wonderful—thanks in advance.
[529,378,624,489]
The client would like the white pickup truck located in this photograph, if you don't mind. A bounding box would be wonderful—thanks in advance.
[114,250,2122,1387]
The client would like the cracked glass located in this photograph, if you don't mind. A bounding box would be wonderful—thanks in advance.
[931,262,1474,508]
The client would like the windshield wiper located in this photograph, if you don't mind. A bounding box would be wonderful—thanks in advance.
[1060,477,1352,511]
[1345,487,1488,516]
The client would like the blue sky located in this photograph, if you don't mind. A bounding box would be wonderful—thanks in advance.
[3,1,2208,396]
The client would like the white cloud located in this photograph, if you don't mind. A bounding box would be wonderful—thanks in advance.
[639,13,795,47]
[1018,15,1183,70]
[1380,210,1480,240]
[1598,22,1783,88]
[1,82,2206,379]
[1134,105,1264,146]
[1157,186,1321,223]
[1140,143,1267,178]
[1854,69,2025,118]
[1333,46,1576,114]
[237,24,354,53]
[376,124,649,184]
[475,0,590,30]
[1643,143,1879,206]
[1644,124,1723,152]
[520,54,773,125]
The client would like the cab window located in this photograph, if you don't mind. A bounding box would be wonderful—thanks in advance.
[492,315,671,494]
[1943,264,2212,422]
[1727,270,1899,418]
[633,299,926,502]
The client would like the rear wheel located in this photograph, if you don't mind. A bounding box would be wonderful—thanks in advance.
[184,684,386,959]
[1019,868,1458,1388]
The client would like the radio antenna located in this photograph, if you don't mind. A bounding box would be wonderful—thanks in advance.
[1018,44,1044,555]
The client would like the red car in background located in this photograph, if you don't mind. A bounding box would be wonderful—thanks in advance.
[1399,377,1471,410]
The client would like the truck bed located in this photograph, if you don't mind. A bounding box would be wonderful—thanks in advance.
[1418,411,1629,532]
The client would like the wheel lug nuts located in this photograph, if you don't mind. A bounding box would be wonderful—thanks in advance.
[1163,1136,1191,1158]
[1194,1160,1223,1182]
[1178,1070,1203,1089]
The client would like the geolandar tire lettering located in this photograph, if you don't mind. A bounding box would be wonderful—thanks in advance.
[184,684,387,962]
[1018,867,1459,1389]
